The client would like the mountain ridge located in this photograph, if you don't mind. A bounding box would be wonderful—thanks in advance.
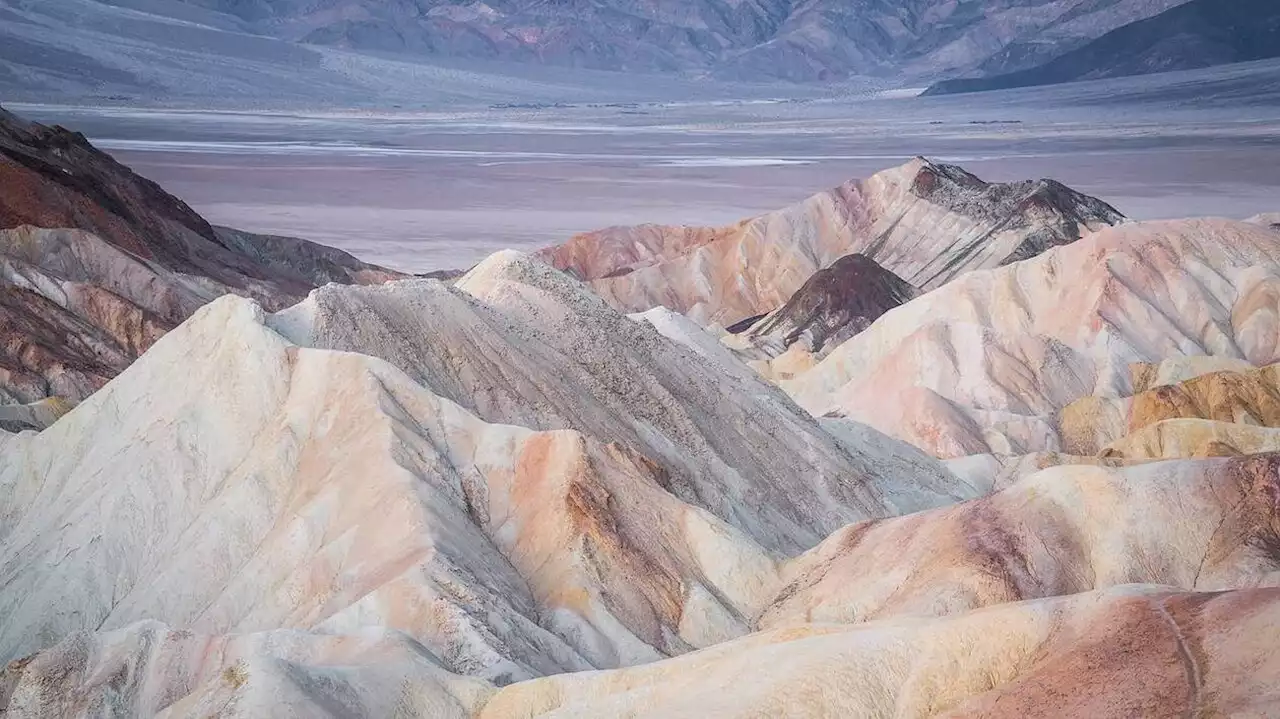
[925,0,1280,95]
[28,0,1189,84]
[0,104,402,414]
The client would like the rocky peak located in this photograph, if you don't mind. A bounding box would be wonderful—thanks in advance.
[747,253,918,356]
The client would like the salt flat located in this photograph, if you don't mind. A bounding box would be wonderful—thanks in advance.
[13,60,1280,273]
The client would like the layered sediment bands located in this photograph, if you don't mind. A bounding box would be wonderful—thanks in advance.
[479,587,1280,718]
[0,106,401,409]
[540,157,1123,326]
[786,219,1280,459]
[760,454,1280,628]
[1103,419,1280,460]
[1061,363,1280,456]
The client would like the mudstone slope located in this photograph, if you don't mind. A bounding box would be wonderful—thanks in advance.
[0,105,401,419]
[6,109,1280,717]
[540,157,1124,327]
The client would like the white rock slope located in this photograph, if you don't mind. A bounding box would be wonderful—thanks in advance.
[786,218,1280,458]
[0,254,975,687]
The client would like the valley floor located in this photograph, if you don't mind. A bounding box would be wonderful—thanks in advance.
[13,59,1280,273]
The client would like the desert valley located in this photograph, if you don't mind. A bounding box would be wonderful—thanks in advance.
[3,0,1280,716]
[4,97,1280,715]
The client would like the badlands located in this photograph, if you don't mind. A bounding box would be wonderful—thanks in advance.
[3,104,1280,717]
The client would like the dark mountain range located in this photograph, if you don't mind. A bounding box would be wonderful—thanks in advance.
[925,0,1280,95]
[81,0,1185,82]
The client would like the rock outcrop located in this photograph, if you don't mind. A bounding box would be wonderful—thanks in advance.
[1061,362,1280,456]
[0,105,401,412]
[541,157,1123,326]
[727,253,919,380]
[743,253,918,355]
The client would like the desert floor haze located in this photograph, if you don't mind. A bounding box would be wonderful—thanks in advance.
[4,3,1280,717]
[12,58,1280,272]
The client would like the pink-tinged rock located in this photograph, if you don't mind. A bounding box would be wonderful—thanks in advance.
[540,157,1122,326]
[481,586,1280,718]
[787,218,1280,458]
[760,453,1280,628]
[12,587,1280,718]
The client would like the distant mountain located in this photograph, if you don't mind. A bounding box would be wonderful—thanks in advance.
[925,0,1280,95]
[81,0,1186,82]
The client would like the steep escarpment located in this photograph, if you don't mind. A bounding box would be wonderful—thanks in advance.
[541,157,1123,326]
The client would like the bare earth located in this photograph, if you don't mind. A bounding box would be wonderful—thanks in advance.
[12,62,1280,274]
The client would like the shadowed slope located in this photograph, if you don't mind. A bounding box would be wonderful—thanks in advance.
[745,253,919,357]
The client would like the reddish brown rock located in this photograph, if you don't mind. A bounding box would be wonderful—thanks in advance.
[0,105,403,416]
[744,253,919,357]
